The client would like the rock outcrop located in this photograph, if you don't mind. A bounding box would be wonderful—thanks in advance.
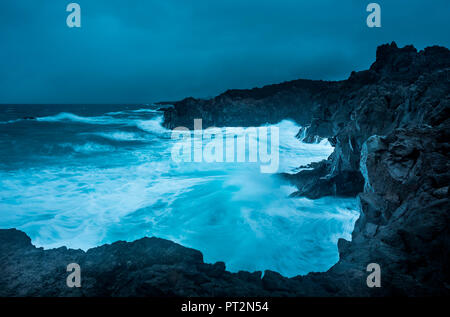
[163,42,450,199]
[326,126,450,296]
[0,229,267,297]
[1,43,448,296]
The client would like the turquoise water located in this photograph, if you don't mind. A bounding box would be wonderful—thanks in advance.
[0,105,358,277]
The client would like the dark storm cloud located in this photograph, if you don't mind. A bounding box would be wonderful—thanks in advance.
[0,0,449,103]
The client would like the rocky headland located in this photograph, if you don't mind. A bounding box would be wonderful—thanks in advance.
[1,43,448,296]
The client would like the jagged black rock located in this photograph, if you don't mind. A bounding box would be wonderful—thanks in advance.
[1,43,448,296]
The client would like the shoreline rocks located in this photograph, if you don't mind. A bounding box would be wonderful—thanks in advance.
[162,42,450,199]
[0,42,448,296]
[1,126,448,296]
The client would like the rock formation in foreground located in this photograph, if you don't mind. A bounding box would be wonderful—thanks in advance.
[0,43,448,296]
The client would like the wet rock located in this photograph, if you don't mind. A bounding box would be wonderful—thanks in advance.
[1,43,449,297]
[163,42,449,200]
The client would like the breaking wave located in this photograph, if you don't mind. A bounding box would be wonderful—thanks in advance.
[0,106,358,277]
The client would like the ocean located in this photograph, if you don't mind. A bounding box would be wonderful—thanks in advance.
[0,104,358,277]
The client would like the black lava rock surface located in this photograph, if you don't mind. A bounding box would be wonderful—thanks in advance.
[1,43,448,296]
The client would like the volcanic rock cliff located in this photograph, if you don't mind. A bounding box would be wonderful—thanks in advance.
[0,43,448,296]
[163,42,449,199]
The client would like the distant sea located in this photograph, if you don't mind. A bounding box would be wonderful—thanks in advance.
[0,104,358,277]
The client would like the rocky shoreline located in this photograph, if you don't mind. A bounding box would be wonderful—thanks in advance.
[1,43,448,296]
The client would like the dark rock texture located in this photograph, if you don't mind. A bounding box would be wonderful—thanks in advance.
[162,80,332,130]
[1,43,448,296]
[0,229,267,297]
[163,42,450,199]
[328,126,450,296]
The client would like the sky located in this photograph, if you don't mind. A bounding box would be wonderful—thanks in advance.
[0,0,449,104]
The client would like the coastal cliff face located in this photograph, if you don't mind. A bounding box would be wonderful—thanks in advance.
[162,42,450,296]
[164,42,449,199]
[0,43,448,296]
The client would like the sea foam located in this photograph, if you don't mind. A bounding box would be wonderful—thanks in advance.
[0,111,358,277]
